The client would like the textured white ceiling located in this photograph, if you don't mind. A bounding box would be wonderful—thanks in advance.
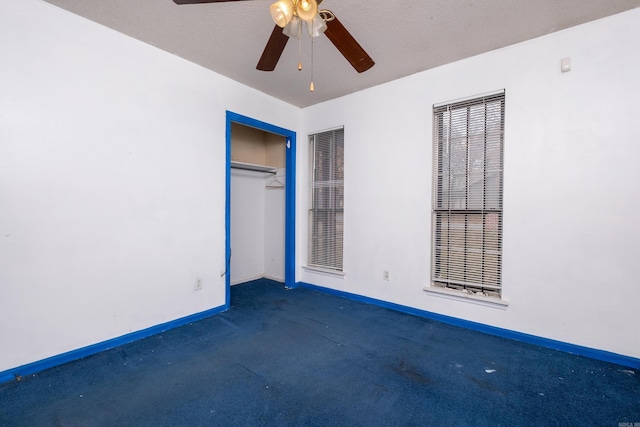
[42,0,640,107]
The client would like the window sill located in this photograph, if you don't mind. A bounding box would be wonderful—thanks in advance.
[303,266,345,278]
[423,286,509,309]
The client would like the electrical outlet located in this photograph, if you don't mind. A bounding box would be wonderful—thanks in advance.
[383,270,390,281]
[194,277,203,291]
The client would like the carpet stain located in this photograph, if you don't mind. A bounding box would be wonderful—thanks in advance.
[394,359,431,385]
[314,332,344,346]
[468,375,508,395]
[237,362,261,379]
[305,317,330,328]
[272,299,288,311]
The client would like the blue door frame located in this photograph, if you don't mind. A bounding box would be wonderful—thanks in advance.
[225,111,297,307]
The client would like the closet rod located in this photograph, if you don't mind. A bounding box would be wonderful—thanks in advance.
[230,161,277,174]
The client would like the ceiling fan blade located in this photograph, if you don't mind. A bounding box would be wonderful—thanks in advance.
[256,25,289,71]
[173,0,248,4]
[324,16,374,73]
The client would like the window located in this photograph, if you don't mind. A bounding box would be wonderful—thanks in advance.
[308,128,344,271]
[432,92,505,297]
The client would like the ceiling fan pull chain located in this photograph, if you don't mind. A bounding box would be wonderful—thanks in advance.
[297,20,303,71]
[310,36,315,92]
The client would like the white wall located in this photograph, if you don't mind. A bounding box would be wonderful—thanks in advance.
[299,9,640,359]
[0,0,300,372]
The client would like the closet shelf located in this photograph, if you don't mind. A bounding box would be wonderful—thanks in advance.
[230,161,277,174]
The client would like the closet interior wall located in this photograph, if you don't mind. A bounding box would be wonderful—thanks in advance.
[230,123,286,285]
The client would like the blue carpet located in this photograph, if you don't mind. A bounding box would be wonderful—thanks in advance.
[1,278,639,426]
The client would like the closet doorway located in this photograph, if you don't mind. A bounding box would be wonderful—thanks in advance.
[225,112,296,307]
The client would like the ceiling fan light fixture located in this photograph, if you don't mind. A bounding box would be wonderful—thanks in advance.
[307,13,327,37]
[296,0,318,22]
[283,15,302,39]
[270,0,295,28]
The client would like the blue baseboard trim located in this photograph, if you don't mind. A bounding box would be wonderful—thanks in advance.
[0,304,227,385]
[297,282,640,370]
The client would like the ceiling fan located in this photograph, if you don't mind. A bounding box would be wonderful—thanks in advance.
[172,0,375,75]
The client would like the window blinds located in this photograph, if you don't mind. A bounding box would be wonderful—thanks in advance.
[432,92,505,295]
[308,128,344,271]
